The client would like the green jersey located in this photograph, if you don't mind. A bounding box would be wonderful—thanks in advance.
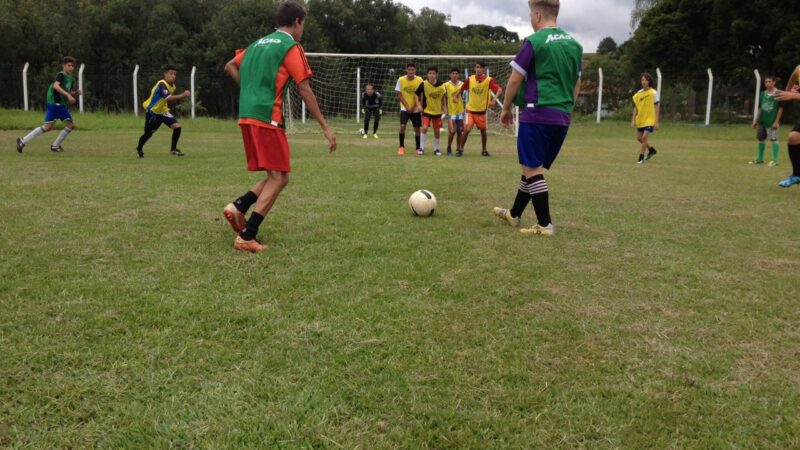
[46,72,74,105]
[238,30,298,127]
[758,90,780,127]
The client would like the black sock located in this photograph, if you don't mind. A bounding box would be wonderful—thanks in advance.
[171,128,182,150]
[510,175,530,218]
[648,146,655,152]
[240,212,264,241]
[415,135,421,150]
[137,131,153,151]
[789,144,800,176]
[638,154,644,162]
[399,133,405,147]
[528,175,551,226]
[234,191,258,214]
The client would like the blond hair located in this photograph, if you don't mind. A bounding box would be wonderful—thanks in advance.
[529,0,560,19]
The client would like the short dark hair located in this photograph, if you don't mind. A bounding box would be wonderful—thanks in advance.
[640,72,654,86]
[62,56,76,65]
[765,75,778,82]
[450,68,460,74]
[164,64,177,72]
[407,63,416,69]
[365,83,374,88]
[277,1,306,27]
[427,67,438,74]
[475,61,486,68]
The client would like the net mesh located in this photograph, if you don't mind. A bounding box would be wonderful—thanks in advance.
[284,54,516,135]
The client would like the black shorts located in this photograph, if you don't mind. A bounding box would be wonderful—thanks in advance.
[400,111,422,127]
[145,111,178,132]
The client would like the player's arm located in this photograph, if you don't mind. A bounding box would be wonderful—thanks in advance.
[415,84,425,113]
[377,92,383,113]
[53,77,76,104]
[165,84,190,102]
[297,79,336,152]
[631,105,638,127]
[785,66,800,91]
[225,49,246,85]
[500,70,524,128]
[490,79,503,108]
[774,104,784,129]
[455,78,468,101]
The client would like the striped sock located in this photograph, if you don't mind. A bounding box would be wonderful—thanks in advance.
[22,126,46,144]
[527,175,551,226]
[510,175,530,218]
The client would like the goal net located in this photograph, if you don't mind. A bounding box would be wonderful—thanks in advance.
[284,53,517,136]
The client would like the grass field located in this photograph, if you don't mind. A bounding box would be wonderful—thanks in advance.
[1,109,799,448]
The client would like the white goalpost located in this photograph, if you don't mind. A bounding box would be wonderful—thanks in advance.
[284,53,517,136]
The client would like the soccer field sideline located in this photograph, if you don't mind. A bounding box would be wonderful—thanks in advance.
[1,111,799,448]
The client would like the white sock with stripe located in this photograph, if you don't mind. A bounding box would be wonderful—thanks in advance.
[52,127,72,147]
[22,126,47,144]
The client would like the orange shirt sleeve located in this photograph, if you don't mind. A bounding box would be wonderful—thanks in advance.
[233,48,246,66]
[489,78,501,93]
[283,45,312,84]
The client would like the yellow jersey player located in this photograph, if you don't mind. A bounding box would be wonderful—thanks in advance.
[394,63,423,156]
[443,68,466,156]
[415,67,447,155]
[458,62,502,156]
[631,73,660,164]
[136,65,190,157]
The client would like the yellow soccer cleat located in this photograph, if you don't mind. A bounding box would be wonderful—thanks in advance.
[493,207,520,227]
[519,223,555,236]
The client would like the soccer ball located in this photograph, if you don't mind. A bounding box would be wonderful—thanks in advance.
[409,189,437,216]
[358,128,365,135]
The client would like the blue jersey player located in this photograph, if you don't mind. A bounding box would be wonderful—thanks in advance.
[17,56,81,153]
[136,65,190,157]
[495,0,582,236]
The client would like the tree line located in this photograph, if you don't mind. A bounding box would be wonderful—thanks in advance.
[0,0,520,117]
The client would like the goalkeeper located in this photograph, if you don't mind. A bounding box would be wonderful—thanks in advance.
[362,83,382,139]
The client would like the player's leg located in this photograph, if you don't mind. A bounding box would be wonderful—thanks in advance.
[168,119,184,156]
[779,126,800,187]
[18,120,53,153]
[636,130,648,163]
[447,118,456,155]
[373,110,380,137]
[420,117,429,153]
[363,109,371,139]
[752,127,766,164]
[456,118,465,154]
[494,122,541,228]
[480,128,489,156]
[50,107,76,152]
[769,129,779,166]
[518,124,568,236]
[461,114,474,156]
[398,112,408,155]
[412,114,422,155]
[432,118,442,155]
[137,113,160,157]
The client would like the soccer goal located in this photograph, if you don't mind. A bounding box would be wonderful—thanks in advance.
[284,53,518,136]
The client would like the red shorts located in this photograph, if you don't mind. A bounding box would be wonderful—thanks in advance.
[240,124,291,172]
[466,112,487,131]
[422,116,443,130]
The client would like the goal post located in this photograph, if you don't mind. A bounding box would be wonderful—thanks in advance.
[285,53,517,136]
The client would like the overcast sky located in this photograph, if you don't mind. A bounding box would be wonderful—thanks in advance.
[395,0,634,53]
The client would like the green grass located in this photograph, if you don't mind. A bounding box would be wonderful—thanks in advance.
[1,109,799,448]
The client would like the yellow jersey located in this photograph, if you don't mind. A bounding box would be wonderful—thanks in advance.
[444,81,465,116]
[395,75,422,111]
[466,75,494,113]
[143,80,176,115]
[417,80,446,116]
[632,88,660,128]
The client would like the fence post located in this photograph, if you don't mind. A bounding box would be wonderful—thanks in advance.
[78,63,85,113]
[656,67,662,96]
[190,66,196,119]
[596,67,603,123]
[753,69,761,122]
[302,101,306,124]
[705,68,713,126]
[356,67,361,124]
[133,65,139,116]
[22,62,30,111]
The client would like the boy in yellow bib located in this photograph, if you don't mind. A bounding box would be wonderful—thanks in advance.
[136,65,190,158]
[457,62,502,156]
[631,72,660,164]
[415,67,447,155]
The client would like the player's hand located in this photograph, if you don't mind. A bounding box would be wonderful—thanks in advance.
[751,122,758,129]
[772,122,779,130]
[775,90,800,101]
[182,91,191,99]
[500,108,513,129]
[630,119,636,128]
[67,94,76,105]
[323,127,336,153]
[793,85,800,93]
[73,89,82,96]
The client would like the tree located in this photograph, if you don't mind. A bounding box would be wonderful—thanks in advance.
[596,37,618,56]
[630,0,662,28]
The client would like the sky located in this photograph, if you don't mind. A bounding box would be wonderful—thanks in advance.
[394,0,635,53]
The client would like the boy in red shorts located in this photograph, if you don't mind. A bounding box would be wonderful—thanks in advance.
[457,62,502,156]
[415,67,446,155]
[223,0,336,253]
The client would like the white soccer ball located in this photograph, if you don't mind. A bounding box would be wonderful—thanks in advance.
[358,128,365,135]
[409,189,437,217]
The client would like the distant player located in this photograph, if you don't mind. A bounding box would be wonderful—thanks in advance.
[494,0,582,236]
[223,0,336,253]
[631,73,660,164]
[444,68,465,156]
[415,67,447,156]
[395,63,423,156]
[750,75,783,166]
[774,65,800,188]
[136,65,190,158]
[16,56,81,153]
[458,62,502,157]
[361,83,382,139]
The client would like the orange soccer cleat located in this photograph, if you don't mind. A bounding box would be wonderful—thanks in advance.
[223,203,246,234]
[397,146,405,156]
[233,235,267,253]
